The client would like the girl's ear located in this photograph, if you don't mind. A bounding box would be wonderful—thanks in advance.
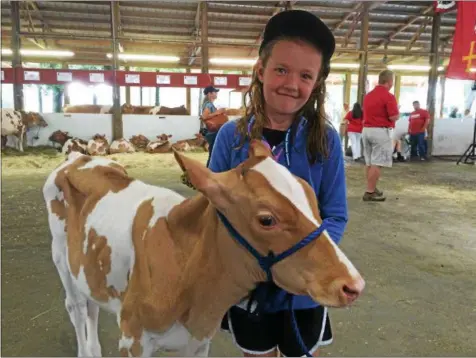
[256,59,265,83]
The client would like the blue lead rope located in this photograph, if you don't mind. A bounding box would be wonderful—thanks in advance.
[217,211,327,357]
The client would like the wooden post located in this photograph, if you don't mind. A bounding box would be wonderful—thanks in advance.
[426,13,441,156]
[110,1,123,140]
[186,68,192,112]
[357,3,369,105]
[394,75,402,103]
[200,2,209,74]
[439,75,446,118]
[343,73,351,150]
[62,63,70,106]
[125,66,131,104]
[11,1,23,110]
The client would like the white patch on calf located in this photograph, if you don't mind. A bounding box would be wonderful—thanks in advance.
[324,234,361,279]
[80,181,186,312]
[251,157,318,226]
[149,106,161,115]
[100,106,112,114]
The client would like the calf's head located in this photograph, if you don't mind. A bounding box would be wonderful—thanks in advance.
[173,140,364,308]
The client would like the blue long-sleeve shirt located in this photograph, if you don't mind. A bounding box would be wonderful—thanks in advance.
[208,117,348,311]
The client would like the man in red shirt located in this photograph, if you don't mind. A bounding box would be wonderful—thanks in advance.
[408,100,429,160]
[362,70,400,202]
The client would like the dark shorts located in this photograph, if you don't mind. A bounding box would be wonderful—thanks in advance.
[220,305,333,357]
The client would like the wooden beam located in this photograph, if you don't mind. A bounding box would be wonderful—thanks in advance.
[11,1,23,111]
[357,2,369,105]
[406,16,432,51]
[188,2,201,66]
[333,2,362,31]
[247,1,282,57]
[376,4,433,49]
[426,12,441,157]
[111,1,123,140]
[201,1,209,73]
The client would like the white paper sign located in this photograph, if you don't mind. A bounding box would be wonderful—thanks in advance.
[125,74,140,84]
[1,70,4,81]
[56,72,72,82]
[184,75,197,85]
[239,77,252,86]
[24,71,40,81]
[156,75,171,85]
[214,76,227,86]
[89,73,104,83]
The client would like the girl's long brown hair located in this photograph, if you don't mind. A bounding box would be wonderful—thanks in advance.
[235,37,331,164]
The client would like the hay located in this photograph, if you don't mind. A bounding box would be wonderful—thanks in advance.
[1,147,209,173]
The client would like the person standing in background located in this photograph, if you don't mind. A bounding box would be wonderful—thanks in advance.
[362,70,400,202]
[344,103,363,161]
[200,85,225,167]
[408,100,430,161]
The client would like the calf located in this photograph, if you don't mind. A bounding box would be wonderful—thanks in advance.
[49,130,72,148]
[43,141,364,357]
[129,134,150,151]
[63,105,113,114]
[1,109,47,151]
[146,134,172,154]
[87,134,109,156]
[171,140,191,152]
[149,105,189,115]
[110,138,136,154]
[185,133,208,151]
[62,138,88,155]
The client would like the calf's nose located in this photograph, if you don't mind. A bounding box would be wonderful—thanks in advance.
[340,276,365,304]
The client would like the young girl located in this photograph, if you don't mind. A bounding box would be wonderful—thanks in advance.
[344,102,364,161]
[200,85,225,166]
[208,10,348,358]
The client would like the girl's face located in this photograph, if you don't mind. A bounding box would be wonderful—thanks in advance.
[207,92,218,101]
[257,39,322,117]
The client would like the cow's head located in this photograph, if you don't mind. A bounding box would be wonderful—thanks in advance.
[92,134,108,143]
[173,140,364,308]
[121,103,134,114]
[22,111,48,127]
[49,130,72,145]
[157,133,172,142]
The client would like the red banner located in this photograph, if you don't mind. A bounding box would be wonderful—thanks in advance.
[446,1,476,80]
[434,1,456,13]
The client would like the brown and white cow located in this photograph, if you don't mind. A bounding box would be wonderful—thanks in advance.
[49,130,72,148]
[110,138,136,154]
[62,138,89,156]
[87,134,109,156]
[184,133,209,152]
[63,105,113,114]
[146,134,172,154]
[121,104,155,115]
[43,141,364,357]
[170,140,191,152]
[129,134,150,151]
[149,105,189,115]
[1,109,48,151]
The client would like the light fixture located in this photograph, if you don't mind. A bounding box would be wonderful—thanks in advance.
[209,58,257,66]
[330,63,360,69]
[106,53,180,62]
[1,49,74,57]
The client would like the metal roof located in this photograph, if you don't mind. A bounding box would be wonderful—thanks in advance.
[0,1,457,70]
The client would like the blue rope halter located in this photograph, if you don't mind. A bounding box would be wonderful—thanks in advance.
[217,211,328,357]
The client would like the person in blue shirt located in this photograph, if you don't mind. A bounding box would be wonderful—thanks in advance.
[208,10,347,358]
[201,85,225,167]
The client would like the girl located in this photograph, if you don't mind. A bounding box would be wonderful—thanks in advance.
[208,10,348,358]
[200,85,225,166]
[344,102,364,161]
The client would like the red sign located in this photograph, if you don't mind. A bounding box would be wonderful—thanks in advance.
[446,1,476,80]
[0,68,252,89]
[434,1,456,13]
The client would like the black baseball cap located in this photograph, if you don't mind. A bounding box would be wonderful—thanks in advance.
[259,10,336,63]
[203,86,220,95]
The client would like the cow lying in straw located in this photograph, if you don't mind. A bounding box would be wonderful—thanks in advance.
[43,141,364,357]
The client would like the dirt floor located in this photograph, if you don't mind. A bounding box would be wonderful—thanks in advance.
[1,147,475,357]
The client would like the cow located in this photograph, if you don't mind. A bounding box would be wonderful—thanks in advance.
[1,109,48,151]
[149,105,189,115]
[170,140,191,152]
[129,134,150,151]
[87,134,109,156]
[49,130,72,149]
[146,134,172,154]
[225,108,245,116]
[184,133,208,152]
[63,105,113,114]
[43,141,365,357]
[110,138,136,154]
[62,138,88,156]
[121,105,155,115]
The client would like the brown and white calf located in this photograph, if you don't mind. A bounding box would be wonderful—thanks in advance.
[63,105,113,114]
[110,138,136,154]
[145,134,172,153]
[149,105,189,115]
[184,133,208,151]
[1,109,48,151]
[87,134,109,156]
[43,140,364,357]
[62,138,88,155]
